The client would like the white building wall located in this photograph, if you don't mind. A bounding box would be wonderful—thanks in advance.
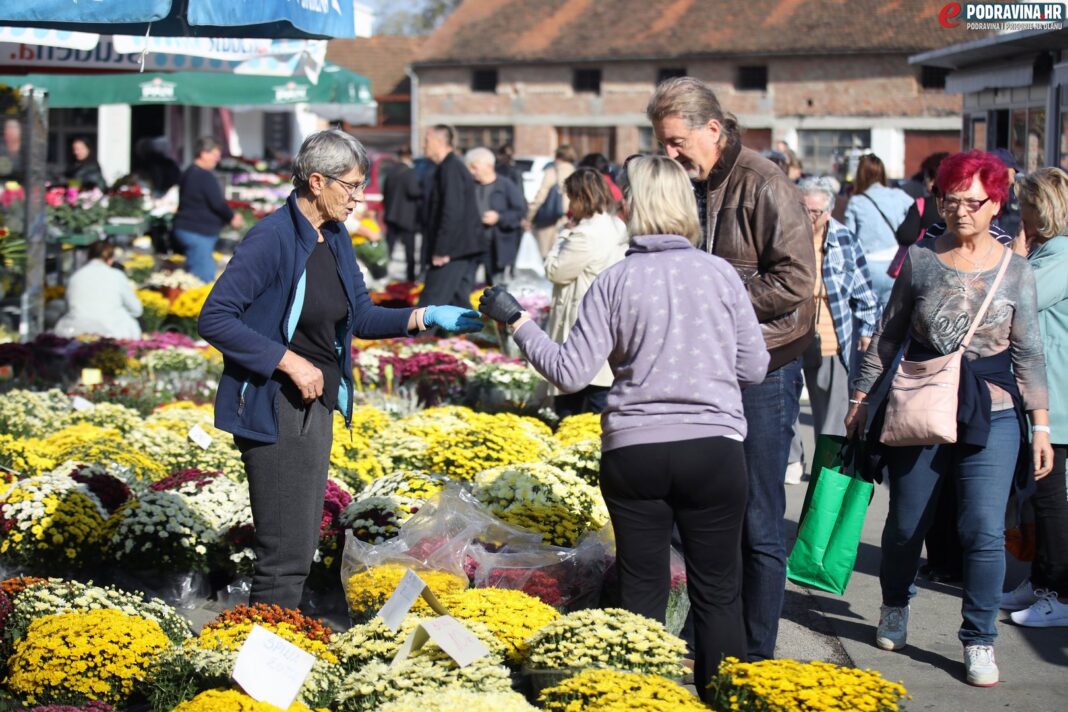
[870,128,906,180]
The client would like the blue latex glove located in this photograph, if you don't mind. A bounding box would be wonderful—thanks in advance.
[423,305,484,333]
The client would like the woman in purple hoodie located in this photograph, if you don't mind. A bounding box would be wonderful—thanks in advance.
[479,155,769,698]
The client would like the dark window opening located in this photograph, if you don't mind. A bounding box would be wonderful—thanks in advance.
[471,69,498,93]
[735,65,768,91]
[920,66,950,90]
[657,67,687,84]
[573,68,602,94]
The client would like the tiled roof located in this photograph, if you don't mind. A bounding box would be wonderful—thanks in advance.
[327,35,419,96]
[415,0,986,65]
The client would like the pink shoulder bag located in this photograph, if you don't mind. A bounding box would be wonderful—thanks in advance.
[879,247,1011,447]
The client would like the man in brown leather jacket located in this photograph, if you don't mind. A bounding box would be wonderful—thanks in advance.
[648,77,817,662]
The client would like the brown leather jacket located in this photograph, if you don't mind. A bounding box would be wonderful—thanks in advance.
[701,138,817,369]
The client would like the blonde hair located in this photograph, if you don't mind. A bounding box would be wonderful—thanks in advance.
[1016,167,1068,240]
[624,155,701,245]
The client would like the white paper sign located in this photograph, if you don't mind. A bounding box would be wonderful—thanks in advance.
[376,568,449,632]
[70,396,95,412]
[188,424,213,450]
[391,615,490,668]
[232,624,315,710]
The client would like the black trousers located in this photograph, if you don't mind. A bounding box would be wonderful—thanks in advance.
[1032,444,1068,593]
[601,436,748,701]
[553,385,609,418]
[236,386,333,609]
[386,225,418,282]
[417,256,477,309]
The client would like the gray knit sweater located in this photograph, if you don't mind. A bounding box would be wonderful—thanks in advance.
[513,234,769,451]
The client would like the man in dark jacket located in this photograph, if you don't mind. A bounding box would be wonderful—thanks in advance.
[383,145,422,282]
[466,146,527,283]
[648,77,817,662]
[417,125,484,308]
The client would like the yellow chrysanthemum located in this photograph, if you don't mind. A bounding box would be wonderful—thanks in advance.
[7,609,171,706]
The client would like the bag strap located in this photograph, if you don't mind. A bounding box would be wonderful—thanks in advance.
[858,193,897,233]
[960,246,1011,349]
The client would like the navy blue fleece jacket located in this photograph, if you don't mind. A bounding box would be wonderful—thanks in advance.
[198,191,412,442]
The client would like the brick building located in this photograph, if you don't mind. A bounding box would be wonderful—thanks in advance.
[410,0,984,179]
[328,35,420,152]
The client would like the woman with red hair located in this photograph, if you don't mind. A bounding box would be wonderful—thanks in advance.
[844,150,1054,687]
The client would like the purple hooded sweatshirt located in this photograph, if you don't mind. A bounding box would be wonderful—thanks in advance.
[514,234,769,451]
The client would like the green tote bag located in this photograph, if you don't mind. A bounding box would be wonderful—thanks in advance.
[786,436,874,595]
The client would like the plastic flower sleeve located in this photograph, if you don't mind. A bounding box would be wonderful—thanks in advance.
[467,528,611,612]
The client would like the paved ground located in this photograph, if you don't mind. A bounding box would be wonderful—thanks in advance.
[779,410,1068,711]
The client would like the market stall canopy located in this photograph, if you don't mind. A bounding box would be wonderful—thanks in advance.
[0,63,374,121]
[0,0,358,39]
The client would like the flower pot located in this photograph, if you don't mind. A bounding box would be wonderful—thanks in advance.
[523,666,584,699]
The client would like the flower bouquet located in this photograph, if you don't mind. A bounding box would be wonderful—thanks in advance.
[438,587,559,664]
[554,413,602,445]
[538,669,706,711]
[523,608,687,680]
[472,463,608,547]
[707,657,909,712]
[171,689,320,712]
[0,472,109,573]
[339,470,447,543]
[378,688,537,712]
[465,360,545,414]
[329,615,505,674]
[2,579,191,650]
[109,469,249,577]
[149,646,343,712]
[546,438,601,486]
[332,649,514,712]
[342,562,467,623]
[425,412,554,481]
[7,608,172,707]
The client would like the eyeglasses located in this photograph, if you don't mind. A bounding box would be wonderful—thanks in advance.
[940,195,991,214]
[323,174,367,197]
[806,208,826,220]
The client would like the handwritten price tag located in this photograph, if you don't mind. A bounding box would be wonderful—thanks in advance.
[188,424,213,450]
[376,568,449,632]
[232,625,315,710]
[391,615,490,668]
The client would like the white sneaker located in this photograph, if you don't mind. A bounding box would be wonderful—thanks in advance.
[1000,578,1039,611]
[785,461,804,485]
[1011,590,1068,628]
[963,644,999,687]
[875,604,909,650]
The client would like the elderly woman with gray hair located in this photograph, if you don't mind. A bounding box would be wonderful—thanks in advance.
[199,129,482,608]
[797,176,880,440]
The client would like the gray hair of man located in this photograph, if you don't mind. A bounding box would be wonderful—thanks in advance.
[464,146,496,167]
[798,176,838,214]
[292,128,369,191]
[646,76,741,145]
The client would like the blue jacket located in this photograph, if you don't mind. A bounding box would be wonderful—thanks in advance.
[844,184,914,263]
[198,192,413,442]
[1029,235,1068,442]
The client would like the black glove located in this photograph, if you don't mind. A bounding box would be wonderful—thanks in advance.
[479,285,524,324]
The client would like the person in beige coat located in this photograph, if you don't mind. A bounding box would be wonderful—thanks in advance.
[529,145,577,257]
[544,167,629,416]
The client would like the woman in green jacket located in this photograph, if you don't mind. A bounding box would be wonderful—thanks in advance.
[1003,167,1068,627]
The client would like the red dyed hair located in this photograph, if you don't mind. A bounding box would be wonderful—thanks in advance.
[935,150,1009,206]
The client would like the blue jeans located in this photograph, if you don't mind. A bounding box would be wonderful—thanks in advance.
[866,258,895,311]
[880,408,1021,645]
[174,228,219,284]
[741,356,803,660]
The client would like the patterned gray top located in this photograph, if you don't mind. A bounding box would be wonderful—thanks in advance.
[856,238,1048,412]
